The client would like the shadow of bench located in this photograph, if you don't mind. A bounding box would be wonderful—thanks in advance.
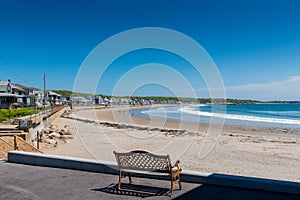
[92,183,171,198]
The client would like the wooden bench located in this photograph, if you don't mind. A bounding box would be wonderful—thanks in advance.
[113,150,182,196]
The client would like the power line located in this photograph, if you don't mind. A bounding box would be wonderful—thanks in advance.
[0,54,30,84]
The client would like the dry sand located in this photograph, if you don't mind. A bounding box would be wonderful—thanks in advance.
[43,105,300,182]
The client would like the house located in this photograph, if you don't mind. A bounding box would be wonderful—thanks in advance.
[0,79,27,108]
[59,94,72,104]
[72,96,89,104]
[32,90,44,105]
[13,84,41,106]
[48,91,62,105]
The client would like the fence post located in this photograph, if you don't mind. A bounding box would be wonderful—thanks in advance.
[14,135,17,150]
[37,131,40,149]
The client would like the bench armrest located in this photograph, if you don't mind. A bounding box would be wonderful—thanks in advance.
[172,160,180,168]
[171,160,182,174]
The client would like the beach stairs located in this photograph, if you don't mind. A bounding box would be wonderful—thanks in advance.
[0,136,42,159]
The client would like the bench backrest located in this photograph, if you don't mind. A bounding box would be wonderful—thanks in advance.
[114,150,171,172]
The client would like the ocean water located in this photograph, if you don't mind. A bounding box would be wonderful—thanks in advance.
[130,104,300,128]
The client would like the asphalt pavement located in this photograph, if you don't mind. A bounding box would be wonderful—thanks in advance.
[0,161,299,200]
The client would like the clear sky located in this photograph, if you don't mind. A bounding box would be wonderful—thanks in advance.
[0,0,300,101]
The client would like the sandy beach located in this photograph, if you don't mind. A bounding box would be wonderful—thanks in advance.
[43,105,300,182]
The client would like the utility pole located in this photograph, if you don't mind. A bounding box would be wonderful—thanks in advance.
[43,73,52,109]
[44,72,46,109]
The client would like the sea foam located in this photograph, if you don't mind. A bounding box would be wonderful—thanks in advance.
[180,106,300,125]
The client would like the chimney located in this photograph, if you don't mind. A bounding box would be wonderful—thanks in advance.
[7,79,11,93]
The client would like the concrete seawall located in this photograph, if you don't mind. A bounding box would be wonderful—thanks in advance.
[8,151,300,195]
[29,106,67,142]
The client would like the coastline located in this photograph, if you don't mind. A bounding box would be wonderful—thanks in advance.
[43,105,300,182]
[78,104,300,136]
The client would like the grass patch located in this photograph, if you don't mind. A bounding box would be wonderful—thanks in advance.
[0,108,38,123]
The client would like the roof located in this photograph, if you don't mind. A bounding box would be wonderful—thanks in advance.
[0,93,25,97]
[0,81,25,92]
[48,91,61,96]
[13,83,40,91]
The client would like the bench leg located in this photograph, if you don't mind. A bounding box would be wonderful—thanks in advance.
[128,173,132,184]
[170,180,174,197]
[118,171,122,190]
[170,173,182,196]
[179,179,182,190]
[177,174,182,190]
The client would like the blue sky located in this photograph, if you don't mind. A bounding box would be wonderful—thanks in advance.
[0,0,300,100]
